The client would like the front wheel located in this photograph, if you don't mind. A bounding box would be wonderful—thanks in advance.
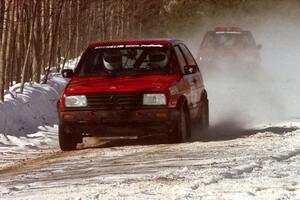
[59,125,81,151]
[168,106,191,143]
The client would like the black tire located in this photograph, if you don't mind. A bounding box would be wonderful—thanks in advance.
[59,124,81,151]
[199,99,209,130]
[168,105,191,143]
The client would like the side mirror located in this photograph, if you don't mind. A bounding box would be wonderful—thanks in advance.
[184,65,198,74]
[62,69,74,78]
[257,44,262,49]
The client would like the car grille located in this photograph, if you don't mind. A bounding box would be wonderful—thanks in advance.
[85,92,142,110]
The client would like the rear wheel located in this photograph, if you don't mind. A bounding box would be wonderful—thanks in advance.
[59,125,82,151]
[199,99,209,130]
[168,105,191,143]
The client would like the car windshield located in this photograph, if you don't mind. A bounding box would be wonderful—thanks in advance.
[203,33,250,49]
[76,44,173,77]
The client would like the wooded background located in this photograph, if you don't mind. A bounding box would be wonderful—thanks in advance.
[0,0,298,101]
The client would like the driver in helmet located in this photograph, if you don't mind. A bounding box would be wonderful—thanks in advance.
[102,50,122,71]
[148,50,168,68]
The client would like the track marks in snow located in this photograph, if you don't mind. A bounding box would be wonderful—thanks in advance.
[219,162,262,180]
[1,124,300,199]
[272,148,300,162]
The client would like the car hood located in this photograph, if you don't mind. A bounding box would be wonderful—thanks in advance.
[65,75,179,94]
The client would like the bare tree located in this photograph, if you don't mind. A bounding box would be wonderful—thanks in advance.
[20,1,37,93]
[0,0,11,101]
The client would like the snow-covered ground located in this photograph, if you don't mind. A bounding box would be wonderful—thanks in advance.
[0,58,80,168]
[0,73,67,136]
[0,73,68,169]
[0,121,299,200]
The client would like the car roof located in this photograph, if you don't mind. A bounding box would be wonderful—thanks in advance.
[89,38,183,48]
[211,27,253,35]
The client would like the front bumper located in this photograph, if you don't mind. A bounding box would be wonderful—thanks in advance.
[59,108,179,137]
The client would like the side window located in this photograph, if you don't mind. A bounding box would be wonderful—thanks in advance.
[179,44,198,67]
[202,32,215,48]
[174,46,187,74]
[245,31,256,47]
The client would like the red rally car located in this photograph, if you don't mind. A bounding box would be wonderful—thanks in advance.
[197,27,262,68]
[58,39,209,151]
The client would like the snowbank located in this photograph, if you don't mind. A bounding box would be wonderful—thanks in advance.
[0,73,67,137]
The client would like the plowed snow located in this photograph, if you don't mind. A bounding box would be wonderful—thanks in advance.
[0,122,299,200]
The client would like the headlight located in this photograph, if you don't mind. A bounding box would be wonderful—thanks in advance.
[65,95,87,107]
[143,94,166,105]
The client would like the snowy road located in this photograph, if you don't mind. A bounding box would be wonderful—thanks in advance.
[0,122,300,200]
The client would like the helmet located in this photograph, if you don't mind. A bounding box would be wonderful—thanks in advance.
[148,51,168,68]
[103,51,122,70]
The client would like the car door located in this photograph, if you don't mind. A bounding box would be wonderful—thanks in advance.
[174,44,203,118]
[179,44,205,115]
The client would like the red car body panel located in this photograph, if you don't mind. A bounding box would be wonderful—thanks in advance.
[64,75,179,95]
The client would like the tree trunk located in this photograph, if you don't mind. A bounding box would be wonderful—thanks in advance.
[43,1,63,84]
[0,0,5,42]
[32,0,41,83]
[0,0,11,101]
[101,0,107,40]
[15,0,25,84]
[20,2,36,93]
[74,0,80,56]
[4,0,16,90]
